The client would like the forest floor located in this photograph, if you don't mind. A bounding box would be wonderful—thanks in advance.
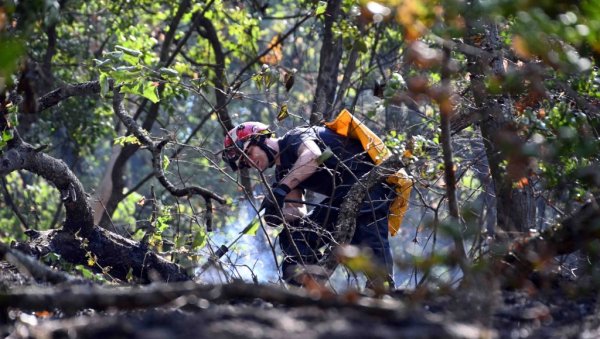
[1,261,600,339]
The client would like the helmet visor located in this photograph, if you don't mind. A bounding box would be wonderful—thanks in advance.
[222,140,251,171]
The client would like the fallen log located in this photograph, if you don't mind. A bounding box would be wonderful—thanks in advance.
[0,281,495,339]
[0,281,401,315]
[0,242,84,285]
[1,135,190,283]
[14,227,189,283]
[498,198,600,288]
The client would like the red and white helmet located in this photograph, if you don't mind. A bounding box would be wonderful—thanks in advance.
[222,122,272,171]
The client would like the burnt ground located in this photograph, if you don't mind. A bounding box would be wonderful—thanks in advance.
[1,262,600,339]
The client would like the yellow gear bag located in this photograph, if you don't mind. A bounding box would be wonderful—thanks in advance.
[324,109,412,236]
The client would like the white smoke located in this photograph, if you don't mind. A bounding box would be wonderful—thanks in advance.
[196,199,281,284]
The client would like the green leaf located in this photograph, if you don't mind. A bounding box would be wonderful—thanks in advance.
[159,67,179,77]
[104,50,124,60]
[263,67,276,89]
[156,213,171,233]
[115,45,143,57]
[7,108,18,127]
[75,264,94,279]
[120,82,142,96]
[315,1,327,16]
[99,73,109,97]
[0,38,24,80]
[113,66,141,82]
[356,40,368,53]
[316,146,333,165]
[142,82,160,103]
[389,72,406,90]
[252,73,263,90]
[42,252,62,266]
[149,233,162,246]
[115,65,139,72]
[0,130,14,150]
[241,217,260,236]
[192,228,207,249]
[2,130,13,142]
[126,267,134,282]
[114,135,141,146]
[162,155,170,171]
[154,206,172,236]
[460,171,481,189]
[93,58,112,70]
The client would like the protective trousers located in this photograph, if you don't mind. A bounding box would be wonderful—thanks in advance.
[278,184,394,287]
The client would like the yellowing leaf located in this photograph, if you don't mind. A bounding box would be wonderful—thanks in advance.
[277,104,289,121]
[114,135,141,146]
[259,35,283,65]
[512,35,532,59]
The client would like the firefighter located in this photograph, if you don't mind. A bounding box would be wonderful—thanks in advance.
[222,121,395,287]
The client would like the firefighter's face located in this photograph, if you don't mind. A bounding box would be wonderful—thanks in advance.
[242,144,269,171]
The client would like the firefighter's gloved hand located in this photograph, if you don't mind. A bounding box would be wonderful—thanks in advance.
[260,183,291,226]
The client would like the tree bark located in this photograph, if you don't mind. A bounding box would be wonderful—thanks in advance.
[14,227,189,283]
[0,139,94,235]
[310,0,344,124]
[0,281,404,315]
[0,241,82,284]
[466,18,535,236]
[321,156,405,273]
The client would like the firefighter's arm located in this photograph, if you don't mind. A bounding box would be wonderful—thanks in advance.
[282,188,307,222]
[279,140,322,190]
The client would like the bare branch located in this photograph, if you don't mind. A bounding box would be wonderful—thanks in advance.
[159,0,192,64]
[1,176,28,232]
[233,12,313,84]
[322,156,406,272]
[111,88,226,205]
[36,80,113,112]
[332,44,360,114]
[439,46,468,271]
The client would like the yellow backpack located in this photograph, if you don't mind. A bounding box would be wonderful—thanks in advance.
[324,109,412,236]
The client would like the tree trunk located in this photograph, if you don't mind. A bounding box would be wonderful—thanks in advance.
[439,47,468,270]
[466,19,535,236]
[310,0,343,124]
